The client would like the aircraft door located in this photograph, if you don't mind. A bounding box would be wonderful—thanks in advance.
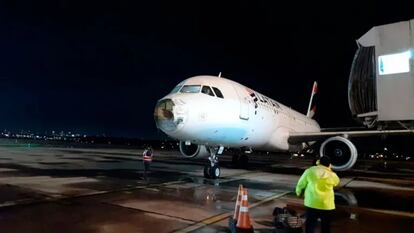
[232,85,249,120]
[240,96,250,120]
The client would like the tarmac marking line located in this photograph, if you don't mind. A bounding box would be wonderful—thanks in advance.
[360,207,414,218]
[0,180,187,209]
[102,202,197,224]
[342,177,356,188]
[173,213,232,233]
[0,202,17,208]
[174,191,291,233]
[249,191,291,208]
[0,169,257,209]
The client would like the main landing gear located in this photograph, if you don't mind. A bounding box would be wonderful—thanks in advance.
[204,146,223,179]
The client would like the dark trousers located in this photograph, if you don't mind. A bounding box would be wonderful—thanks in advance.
[143,161,151,179]
[305,207,332,233]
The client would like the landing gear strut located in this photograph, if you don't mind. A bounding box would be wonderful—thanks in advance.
[204,146,222,179]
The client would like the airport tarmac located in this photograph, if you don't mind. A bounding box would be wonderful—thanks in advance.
[0,141,413,233]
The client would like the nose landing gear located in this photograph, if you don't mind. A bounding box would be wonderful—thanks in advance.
[203,146,223,179]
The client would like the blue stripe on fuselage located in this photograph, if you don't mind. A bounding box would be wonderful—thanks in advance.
[193,127,247,144]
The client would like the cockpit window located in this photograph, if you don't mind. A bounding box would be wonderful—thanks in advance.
[170,85,183,94]
[180,85,201,93]
[212,87,224,98]
[201,86,215,96]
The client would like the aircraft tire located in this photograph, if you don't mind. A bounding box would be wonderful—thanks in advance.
[210,165,220,179]
[203,165,211,179]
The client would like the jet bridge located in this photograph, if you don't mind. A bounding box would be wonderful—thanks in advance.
[348,19,414,129]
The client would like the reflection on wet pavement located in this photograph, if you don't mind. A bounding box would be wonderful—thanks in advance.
[0,142,413,233]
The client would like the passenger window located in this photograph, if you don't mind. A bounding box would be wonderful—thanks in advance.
[201,86,215,97]
[212,87,224,98]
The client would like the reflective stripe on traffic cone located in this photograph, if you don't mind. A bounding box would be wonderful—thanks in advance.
[229,184,243,233]
[236,189,254,233]
[234,184,243,220]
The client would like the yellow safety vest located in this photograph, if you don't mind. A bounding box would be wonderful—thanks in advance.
[295,165,340,210]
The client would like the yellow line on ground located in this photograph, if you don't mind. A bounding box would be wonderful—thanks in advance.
[0,180,187,209]
[174,213,233,233]
[174,191,291,233]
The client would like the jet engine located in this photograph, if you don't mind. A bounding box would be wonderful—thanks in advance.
[319,136,358,171]
[179,141,209,158]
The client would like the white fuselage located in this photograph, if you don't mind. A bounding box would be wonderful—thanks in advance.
[154,75,321,152]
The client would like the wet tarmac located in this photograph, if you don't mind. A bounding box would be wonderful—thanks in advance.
[0,141,413,232]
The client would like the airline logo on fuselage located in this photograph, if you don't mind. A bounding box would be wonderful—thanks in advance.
[245,87,281,109]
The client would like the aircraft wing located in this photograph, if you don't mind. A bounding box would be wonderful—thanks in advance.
[288,129,414,144]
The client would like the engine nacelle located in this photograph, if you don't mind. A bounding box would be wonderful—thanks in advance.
[179,141,209,158]
[319,136,358,171]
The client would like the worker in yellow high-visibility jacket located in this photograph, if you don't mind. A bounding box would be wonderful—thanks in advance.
[296,156,340,233]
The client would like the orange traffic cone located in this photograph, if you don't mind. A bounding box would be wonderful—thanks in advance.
[229,184,243,233]
[236,188,254,233]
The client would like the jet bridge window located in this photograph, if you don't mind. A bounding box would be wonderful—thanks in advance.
[201,86,215,97]
[180,85,201,93]
[212,87,224,98]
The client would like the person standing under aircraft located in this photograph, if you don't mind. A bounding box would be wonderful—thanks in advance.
[295,156,340,233]
[142,146,153,180]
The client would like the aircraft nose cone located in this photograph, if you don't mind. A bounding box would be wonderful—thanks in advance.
[154,98,186,132]
[154,99,176,132]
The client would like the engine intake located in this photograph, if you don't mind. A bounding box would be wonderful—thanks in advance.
[179,141,209,158]
[319,136,358,171]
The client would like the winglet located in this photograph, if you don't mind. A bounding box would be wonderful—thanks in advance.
[306,81,318,118]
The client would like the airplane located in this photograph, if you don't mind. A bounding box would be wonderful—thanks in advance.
[154,75,414,179]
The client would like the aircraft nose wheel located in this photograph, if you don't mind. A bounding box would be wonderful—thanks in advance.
[203,164,220,179]
[210,165,220,179]
[204,146,223,179]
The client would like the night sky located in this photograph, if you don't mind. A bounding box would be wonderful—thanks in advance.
[0,1,412,138]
